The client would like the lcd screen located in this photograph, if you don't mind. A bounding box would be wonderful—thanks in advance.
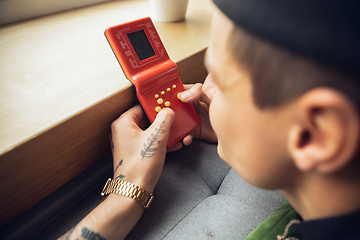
[127,30,155,61]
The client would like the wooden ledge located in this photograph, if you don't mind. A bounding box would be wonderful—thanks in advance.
[0,0,212,227]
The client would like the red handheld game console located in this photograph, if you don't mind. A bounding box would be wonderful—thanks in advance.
[105,17,200,147]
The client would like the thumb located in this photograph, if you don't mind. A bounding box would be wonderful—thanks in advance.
[144,108,175,150]
[179,83,203,103]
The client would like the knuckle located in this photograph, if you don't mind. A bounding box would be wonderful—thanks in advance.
[194,83,203,93]
[111,118,123,133]
[194,82,203,88]
[192,83,203,92]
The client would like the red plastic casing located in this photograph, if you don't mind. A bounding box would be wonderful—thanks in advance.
[105,17,200,147]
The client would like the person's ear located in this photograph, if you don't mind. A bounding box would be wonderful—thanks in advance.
[288,87,359,174]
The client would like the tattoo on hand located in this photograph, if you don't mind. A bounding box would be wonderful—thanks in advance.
[114,159,123,173]
[114,159,125,180]
[141,120,166,159]
[115,174,125,180]
[81,227,106,240]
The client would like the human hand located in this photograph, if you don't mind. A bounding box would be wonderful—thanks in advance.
[57,106,174,240]
[177,77,218,146]
[110,105,175,193]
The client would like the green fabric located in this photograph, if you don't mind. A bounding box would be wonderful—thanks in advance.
[244,200,299,240]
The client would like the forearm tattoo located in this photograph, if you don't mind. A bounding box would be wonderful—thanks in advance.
[114,159,125,180]
[141,120,166,159]
[81,227,106,240]
[60,226,106,240]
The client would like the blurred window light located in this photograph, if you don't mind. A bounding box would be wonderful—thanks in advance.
[0,0,113,25]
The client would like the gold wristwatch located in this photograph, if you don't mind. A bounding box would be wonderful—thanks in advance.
[101,178,154,209]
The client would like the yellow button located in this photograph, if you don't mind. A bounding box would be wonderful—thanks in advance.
[165,101,171,107]
[167,88,171,92]
[161,91,165,95]
[155,106,161,112]
[172,84,177,89]
[154,94,159,98]
[177,92,182,100]
[157,98,163,104]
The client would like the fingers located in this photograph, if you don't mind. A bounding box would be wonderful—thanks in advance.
[141,108,175,158]
[111,107,175,193]
[178,83,211,106]
[123,105,145,124]
[112,105,145,131]
[112,105,175,152]
[153,108,175,131]
[182,135,194,146]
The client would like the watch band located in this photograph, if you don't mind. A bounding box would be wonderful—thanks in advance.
[101,178,154,209]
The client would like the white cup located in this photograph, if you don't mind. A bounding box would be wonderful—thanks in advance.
[150,0,190,22]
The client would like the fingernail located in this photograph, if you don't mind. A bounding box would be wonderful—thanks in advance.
[179,91,191,101]
[159,108,174,119]
[160,108,175,124]
[161,107,174,114]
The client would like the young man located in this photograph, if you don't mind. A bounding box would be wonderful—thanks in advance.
[59,0,360,239]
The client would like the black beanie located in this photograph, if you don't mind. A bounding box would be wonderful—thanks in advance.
[213,0,360,78]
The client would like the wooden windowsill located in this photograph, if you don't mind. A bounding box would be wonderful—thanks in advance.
[0,0,213,227]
